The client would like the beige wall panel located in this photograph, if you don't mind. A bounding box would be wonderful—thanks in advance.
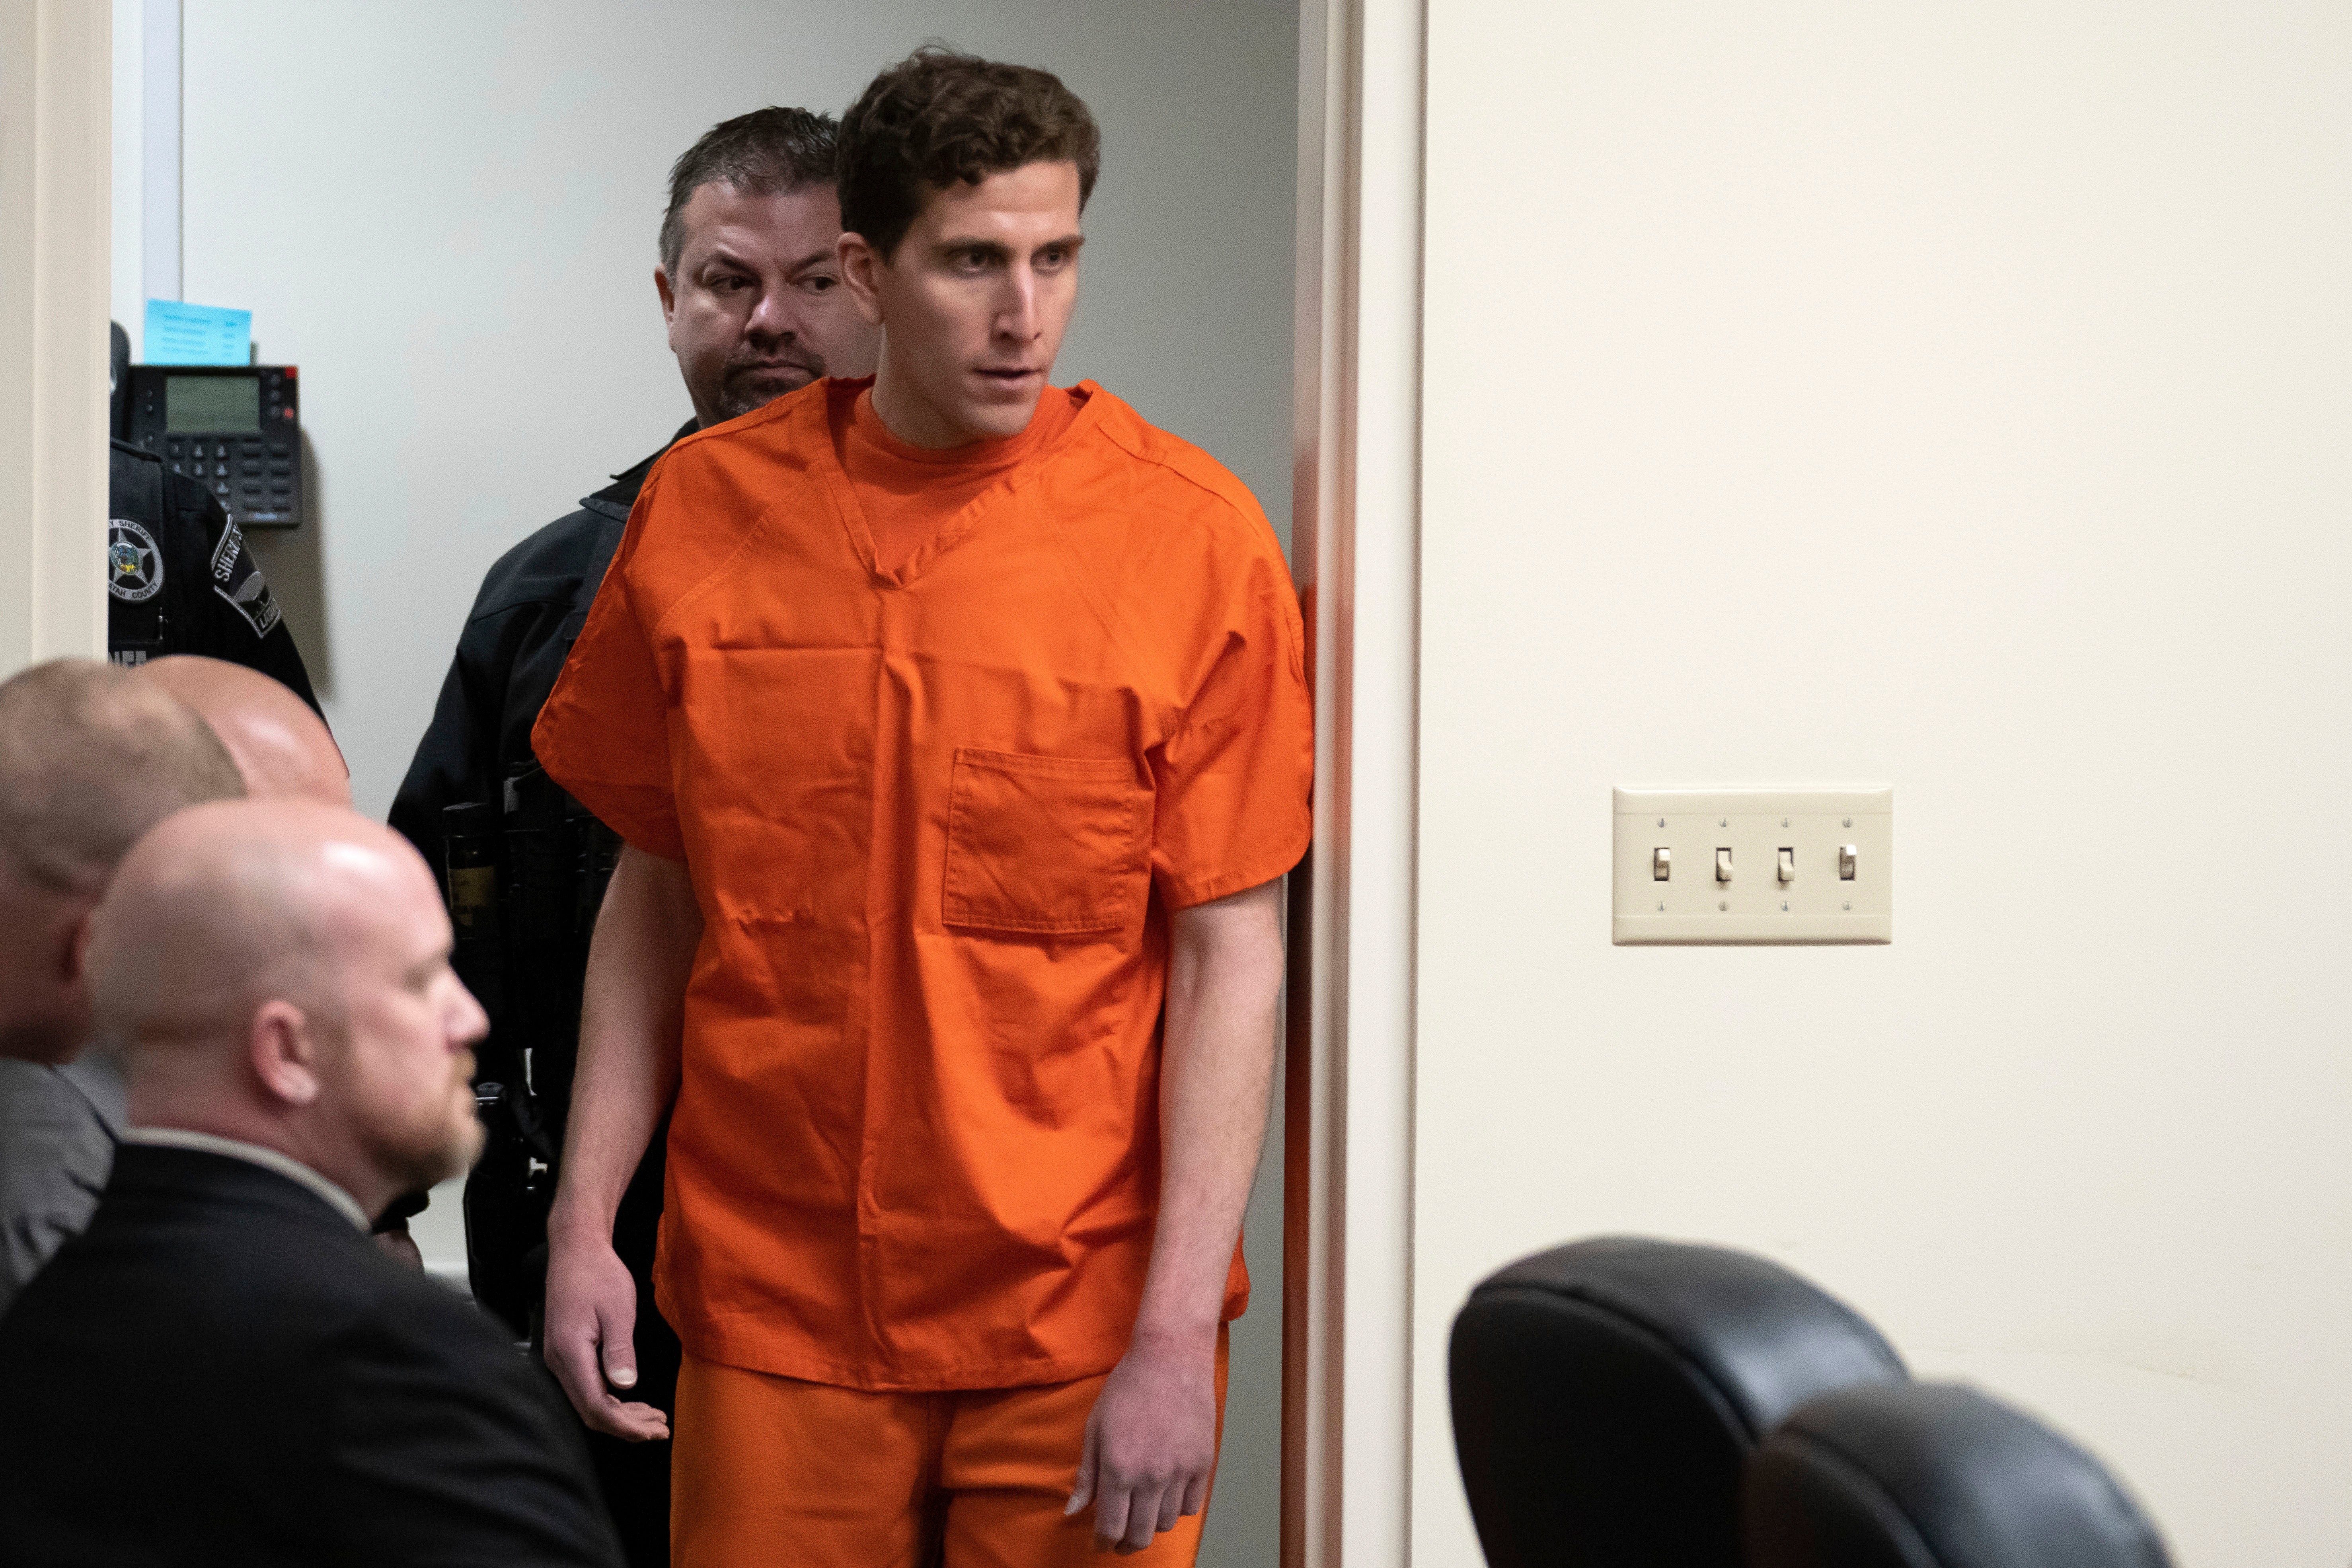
[0,0,109,673]
[1415,4,2352,1564]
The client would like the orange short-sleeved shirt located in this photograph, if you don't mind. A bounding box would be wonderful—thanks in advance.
[534,377,1313,1392]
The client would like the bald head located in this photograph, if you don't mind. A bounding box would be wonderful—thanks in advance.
[0,658,244,894]
[135,656,348,806]
[90,800,488,1216]
[90,799,385,1048]
[0,659,246,1062]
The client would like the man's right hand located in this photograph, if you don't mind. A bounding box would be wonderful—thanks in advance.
[542,1230,670,1441]
[542,844,695,1443]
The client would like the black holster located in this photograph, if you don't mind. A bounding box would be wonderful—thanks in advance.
[440,770,622,1338]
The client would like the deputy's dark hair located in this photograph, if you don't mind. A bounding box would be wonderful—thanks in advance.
[837,48,1100,261]
[659,107,841,276]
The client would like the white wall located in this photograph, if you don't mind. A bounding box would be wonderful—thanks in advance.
[157,6,1296,1561]
[1416,5,2351,1566]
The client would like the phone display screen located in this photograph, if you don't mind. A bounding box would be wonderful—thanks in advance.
[166,375,261,432]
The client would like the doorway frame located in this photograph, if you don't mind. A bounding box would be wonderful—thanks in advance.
[1284,2,1425,1565]
[0,0,111,671]
[8,2,1431,1556]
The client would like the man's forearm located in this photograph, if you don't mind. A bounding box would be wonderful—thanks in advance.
[1132,878,1286,1345]
[548,843,701,1242]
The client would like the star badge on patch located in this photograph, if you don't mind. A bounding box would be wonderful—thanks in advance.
[107,519,163,603]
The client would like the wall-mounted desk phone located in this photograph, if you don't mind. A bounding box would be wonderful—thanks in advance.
[123,364,304,529]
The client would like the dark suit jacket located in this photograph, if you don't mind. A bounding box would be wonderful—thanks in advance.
[0,1144,622,1567]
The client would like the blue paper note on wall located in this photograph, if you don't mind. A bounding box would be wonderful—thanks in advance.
[143,299,252,366]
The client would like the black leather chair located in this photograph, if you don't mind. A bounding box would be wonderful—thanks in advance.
[1450,1237,1908,1568]
[1742,1382,2173,1568]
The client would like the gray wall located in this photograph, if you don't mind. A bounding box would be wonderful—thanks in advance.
[161,4,1298,1560]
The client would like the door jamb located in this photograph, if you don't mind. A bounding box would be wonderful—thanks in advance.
[0,0,111,672]
[1284,1,1425,1564]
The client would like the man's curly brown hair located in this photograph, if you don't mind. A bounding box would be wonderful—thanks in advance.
[837,48,1100,261]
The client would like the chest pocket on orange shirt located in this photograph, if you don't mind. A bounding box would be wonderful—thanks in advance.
[943,748,1150,936]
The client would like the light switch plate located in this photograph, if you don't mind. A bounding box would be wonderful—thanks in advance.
[1613,787,1892,945]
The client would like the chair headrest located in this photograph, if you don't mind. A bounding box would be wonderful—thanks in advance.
[1450,1237,1906,1568]
[1742,1382,2173,1568]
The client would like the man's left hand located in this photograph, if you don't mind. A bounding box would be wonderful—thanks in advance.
[1066,1330,1218,1554]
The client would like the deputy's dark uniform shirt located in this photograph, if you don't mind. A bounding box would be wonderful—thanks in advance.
[105,439,320,713]
[390,426,689,1568]
[388,426,686,879]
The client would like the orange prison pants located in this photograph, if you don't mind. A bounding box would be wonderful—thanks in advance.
[672,1328,1230,1567]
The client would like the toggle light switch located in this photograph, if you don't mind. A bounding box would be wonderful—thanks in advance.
[1612,787,1891,944]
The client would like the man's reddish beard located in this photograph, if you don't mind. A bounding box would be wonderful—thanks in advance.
[362,1049,484,1194]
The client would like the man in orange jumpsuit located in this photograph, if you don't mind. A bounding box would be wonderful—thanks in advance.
[533,49,1311,1566]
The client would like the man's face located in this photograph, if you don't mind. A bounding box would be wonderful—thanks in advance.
[322,852,488,1195]
[841,160,1084,447]
[659,181,881,427]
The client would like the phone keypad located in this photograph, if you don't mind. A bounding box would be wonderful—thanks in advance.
[138,370,301,523]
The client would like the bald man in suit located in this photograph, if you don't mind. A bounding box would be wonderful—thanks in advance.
[0,655,366,1316]
[0,659,243,1317]
[0,801,621,1566]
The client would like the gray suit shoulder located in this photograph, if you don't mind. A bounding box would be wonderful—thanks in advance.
[0,1061,115,1316]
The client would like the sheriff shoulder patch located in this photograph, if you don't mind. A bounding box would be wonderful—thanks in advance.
[209,516,243,583]
[212,529,283,639]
